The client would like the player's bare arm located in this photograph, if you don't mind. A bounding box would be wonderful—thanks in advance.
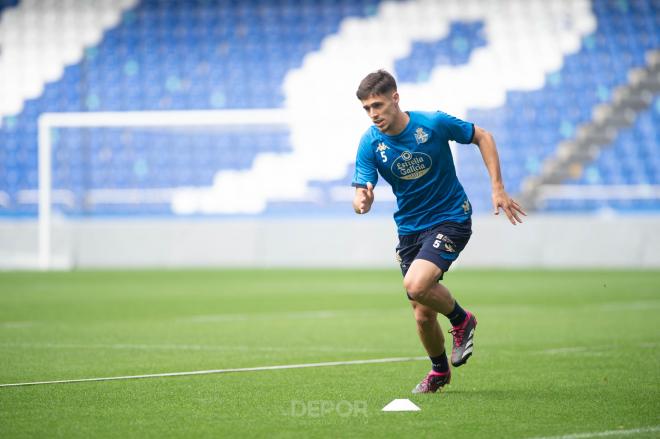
[472,125,527,225]
[353,182,374,214]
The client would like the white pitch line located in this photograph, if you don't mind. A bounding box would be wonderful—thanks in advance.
[0,356,427,388]
[527,425,660,439]
[0,341,386,354]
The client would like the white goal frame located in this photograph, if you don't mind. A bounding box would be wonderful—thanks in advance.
[37,109,289,270]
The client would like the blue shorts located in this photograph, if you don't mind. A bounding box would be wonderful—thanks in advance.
[396,220,472,281]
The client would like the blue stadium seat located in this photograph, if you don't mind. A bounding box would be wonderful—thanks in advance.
[0,0,657,216]
[0,0,18,15]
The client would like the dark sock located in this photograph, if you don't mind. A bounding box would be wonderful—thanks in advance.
[445,301,467,327]
[430,351,449,373]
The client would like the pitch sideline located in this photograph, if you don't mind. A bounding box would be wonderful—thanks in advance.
[0,356,427,388]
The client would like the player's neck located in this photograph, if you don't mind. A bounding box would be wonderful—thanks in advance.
[384,110,410,136]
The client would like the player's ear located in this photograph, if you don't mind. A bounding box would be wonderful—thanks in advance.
[391,91,399,104]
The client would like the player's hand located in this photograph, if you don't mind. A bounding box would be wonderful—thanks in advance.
[492,188,526,225]
[354,182,374,214]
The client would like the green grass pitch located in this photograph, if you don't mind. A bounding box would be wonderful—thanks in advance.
[0,269,658,438]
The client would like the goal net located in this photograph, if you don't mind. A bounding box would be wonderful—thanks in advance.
[36,109,291,269]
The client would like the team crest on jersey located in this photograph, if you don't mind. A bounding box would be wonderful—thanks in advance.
[391,150,432,180]
[414,127,429,144]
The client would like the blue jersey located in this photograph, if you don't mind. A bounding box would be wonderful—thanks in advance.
[352,110,474,235]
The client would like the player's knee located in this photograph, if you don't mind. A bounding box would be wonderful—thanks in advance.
[403,277,431,302]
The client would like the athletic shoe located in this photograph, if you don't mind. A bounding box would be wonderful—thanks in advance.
[411,370,451,394]
[449,311,477,367]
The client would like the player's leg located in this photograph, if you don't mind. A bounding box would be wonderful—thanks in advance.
[411,300,444,356]
[404,221,477,368]
[403,259,455,314]
[397,235,452,393]
[410,300,452,393]
[404,259,477,367]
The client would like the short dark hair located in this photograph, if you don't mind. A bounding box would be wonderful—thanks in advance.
[356,69,397,100]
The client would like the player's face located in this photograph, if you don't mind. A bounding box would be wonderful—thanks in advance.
[361,92,400,134]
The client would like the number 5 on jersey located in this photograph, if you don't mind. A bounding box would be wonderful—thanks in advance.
[377,142,389,163]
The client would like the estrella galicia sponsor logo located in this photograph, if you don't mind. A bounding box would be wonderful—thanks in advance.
[414,127,429,144]
[391,151,432,180]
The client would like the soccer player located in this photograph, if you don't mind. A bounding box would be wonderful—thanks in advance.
[352,70,525,394]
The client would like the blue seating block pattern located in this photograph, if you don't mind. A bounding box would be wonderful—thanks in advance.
[0,0,658,216]
[395,21,486,83]
[0,0,379,216]
[0,0,18,15]
[461,0,659,213]
[543,96,660,212]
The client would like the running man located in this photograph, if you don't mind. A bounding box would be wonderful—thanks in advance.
[352,70,525,393]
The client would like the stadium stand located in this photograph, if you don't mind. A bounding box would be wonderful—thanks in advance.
[543,95,660,212]
[395,21,487,83]
[462,0,659,213]
[0,0,18,14]
[0,0,657,217]
[517,50,659,212]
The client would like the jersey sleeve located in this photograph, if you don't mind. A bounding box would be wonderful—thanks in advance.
[351,134,378,188]
[434,111,475,144]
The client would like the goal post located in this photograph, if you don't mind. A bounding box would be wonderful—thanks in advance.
[36,109,290,270]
